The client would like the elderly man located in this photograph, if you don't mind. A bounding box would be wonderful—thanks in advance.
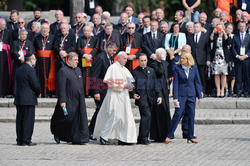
[11,18,33,44]
[131,53,163,144]
[34,22,56,97]
[156,8,168,25]
[0,18,12,97]
[199,12,212,33]
[235,11,249,34]
[121,22,143,71]
[159,21,169,35]
[50,10,64,35]
[27,8,45,30]
[51,52,89,145]
[73,12,87,42]
[88,42,118,140]
[92,14,103,36]
[14,53,40,146]
[7,9,19,30]
[11,30,35,94]
[185,22,194,36]
[102,11,111,20]
[54,23,76,72]
[148,48,171,142]
[76,25,98,97]
[220,11,230,27]
[31,22,41,40]
[97,23,120,52]
[214,8,222,18]
[114,12,128,35]
[138,16,151,35]
[93,51,137,145]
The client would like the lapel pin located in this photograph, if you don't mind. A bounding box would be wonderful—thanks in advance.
[148,71,150,74]
[65,39,68,42]
[48,41,50,43]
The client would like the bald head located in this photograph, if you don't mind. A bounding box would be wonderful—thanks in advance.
[182,45,191,53]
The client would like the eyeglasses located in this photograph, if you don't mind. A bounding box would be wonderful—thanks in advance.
[102,23,106,25]
[128,27,135,29]
[18,22,24,24]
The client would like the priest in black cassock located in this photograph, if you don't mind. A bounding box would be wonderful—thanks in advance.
[114,12,128,35]
[76,25,98,97]
[34,23,55,97]
[50,52,89,145]
[11,30,35,94]
[148,48,171,142]
[27,8,46,30]
[121,22,142,72]
[96,23,120,53]
[6,9,19,31]
[54,23,76,73]
[0,19,12,97]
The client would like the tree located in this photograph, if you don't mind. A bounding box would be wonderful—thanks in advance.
[70,0,85,25]
[7,0,23,10]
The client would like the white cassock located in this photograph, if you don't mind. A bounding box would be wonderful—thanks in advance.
[93,61,137,143]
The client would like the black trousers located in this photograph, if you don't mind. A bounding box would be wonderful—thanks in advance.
[89,98,103,134]
[138,104,152,142]
[16,105,35,144]
[197,64,206,93]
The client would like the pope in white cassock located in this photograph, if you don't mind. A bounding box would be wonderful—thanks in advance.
[93,51,137,145]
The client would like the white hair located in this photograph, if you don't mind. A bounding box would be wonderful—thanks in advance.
[160,21,168,27]
[103,11,111,18]
[86,22,94,28]
[117,51,126,58]
[185,22,194,28]
[32,21,41,29]
[155,48,166,57]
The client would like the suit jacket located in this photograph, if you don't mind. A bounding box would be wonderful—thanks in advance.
[7,21,18,31]
[118,16,138,24]
[131,66,161,107]
[142,30,165,58]
[14,63,40,105]
[232,32,250,62]
[187,32,211,65]
[173,64,202,102]
[90,51,112,98]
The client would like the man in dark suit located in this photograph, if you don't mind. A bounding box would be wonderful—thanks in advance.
[14,53,41,146]
[232,21,250,97]
[131,53,162,145]
[142,20,165,65]
[88,42,118,139]
[187,22,211,93]
[11,18,33,44]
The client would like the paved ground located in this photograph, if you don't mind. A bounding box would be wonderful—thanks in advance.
[0,122,249,166]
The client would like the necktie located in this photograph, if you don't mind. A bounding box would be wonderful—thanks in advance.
[241,33,244,44]
[195,34,198,44]
[153,33,156,40]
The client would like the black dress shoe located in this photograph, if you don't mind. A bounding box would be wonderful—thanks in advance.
[137,140,151,145]
[244,94,249,98]
[118,140,134,145]
[17,142,22,146]
[89,134,97,140]
[100,137,107,145]
[22,142,37,146]
[54,135,60,144]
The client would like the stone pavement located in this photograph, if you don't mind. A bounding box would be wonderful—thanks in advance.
[0,98,249,124]
[0,122,250,165]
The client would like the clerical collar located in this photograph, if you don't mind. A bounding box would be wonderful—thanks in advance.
[140,66,146,70]
[42,33,49,38]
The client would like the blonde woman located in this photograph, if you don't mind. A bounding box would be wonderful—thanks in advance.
[165,52,202,144]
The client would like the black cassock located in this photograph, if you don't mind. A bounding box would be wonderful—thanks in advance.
[51,65,89,144]
[11,39,35,94]
[76,35,98,96]
[0,29,12,97]
[96,31,121,52]
[34,34,56,97]
[50,21,60,35]
[72,23,86,42]
[6,21,18,31]
[121,32,142,71]
[54,32,76,73]
[149,60,171,142]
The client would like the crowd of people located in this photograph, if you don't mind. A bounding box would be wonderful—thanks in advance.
[2,1,248,146]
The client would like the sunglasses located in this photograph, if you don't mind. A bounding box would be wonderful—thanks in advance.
[18,22,24,24]
[76,17,81,18]
[128,27,135,29]
[102,23,106,25]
